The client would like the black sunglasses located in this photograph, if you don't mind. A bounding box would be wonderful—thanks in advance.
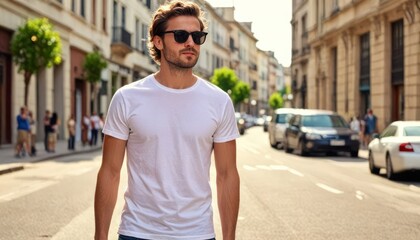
[161,30,208,45]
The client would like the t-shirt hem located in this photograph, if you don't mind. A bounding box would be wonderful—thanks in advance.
[118,229,215,240]
[102,129,128,140]
[213,133,240,143]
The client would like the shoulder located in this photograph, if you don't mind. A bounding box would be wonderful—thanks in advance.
[197,78,230,98]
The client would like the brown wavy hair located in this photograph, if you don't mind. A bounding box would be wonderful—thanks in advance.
[148,0,207,64]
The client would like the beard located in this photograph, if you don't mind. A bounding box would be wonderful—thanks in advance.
[161,42,199,69]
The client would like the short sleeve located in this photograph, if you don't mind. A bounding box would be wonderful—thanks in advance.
[213,97,240,143]
[102,90,130,140]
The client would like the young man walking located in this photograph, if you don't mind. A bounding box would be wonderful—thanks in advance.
[94,1,240,240]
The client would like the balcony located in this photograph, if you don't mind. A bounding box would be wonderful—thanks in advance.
[111,26,133,57]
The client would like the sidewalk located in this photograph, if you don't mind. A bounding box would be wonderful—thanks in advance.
[0,140,102,175]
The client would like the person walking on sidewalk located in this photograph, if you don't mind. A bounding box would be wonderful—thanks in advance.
[94,1,240,240]
[89,111,100,146]
[15,106,32,158]
[28,110,37,156]
[43,110,51,151]
[67,114,76,150]
[47,112,60,153]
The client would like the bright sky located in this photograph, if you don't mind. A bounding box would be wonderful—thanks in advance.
[205,0,292,67]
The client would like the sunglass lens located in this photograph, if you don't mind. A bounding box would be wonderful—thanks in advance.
[192,32,207,45]
[174,30,190,43]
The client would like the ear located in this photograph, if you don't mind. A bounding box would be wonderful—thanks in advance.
[153,35,163,50]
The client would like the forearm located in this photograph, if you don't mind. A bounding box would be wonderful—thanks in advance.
[94,167,121,240]
[217,170,240,240]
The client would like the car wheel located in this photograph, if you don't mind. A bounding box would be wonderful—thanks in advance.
[350,150,359,158]
[369,151,380,175]
[284,139,293,153]
[386,154,397,180]
[269,135,277,148]
[298,140,308,156]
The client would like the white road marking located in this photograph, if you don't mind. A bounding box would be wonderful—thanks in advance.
[269,165,289,170]
[256,165,272,170]
[0,180,57,202]
[246,147,261,155]
[264,154,272,159]
[243,165,258,171]
[287,168,304,177]
[355,190,368,200]
[316,183,344,194]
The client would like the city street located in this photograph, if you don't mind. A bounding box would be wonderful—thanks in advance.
[1,127,420,239]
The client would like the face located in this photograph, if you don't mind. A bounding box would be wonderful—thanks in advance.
[155,15,203,69]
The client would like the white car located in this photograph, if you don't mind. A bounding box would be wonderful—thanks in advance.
[368,121,420,180]
[268,108,302,149]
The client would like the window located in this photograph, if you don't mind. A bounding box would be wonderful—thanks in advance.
[391,19,404,85]
[92,0,97,25]
[71,0,76,12]
[135,19,140,50]
[142,24,148,53]
[121,6,126,28]
[403,126,420,136]
[113,1,118,27]
[80,0,85,18]
[331,47,338,112]
[359,33,370,90]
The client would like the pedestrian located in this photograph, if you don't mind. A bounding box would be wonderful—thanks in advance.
[67,114,76,150]
[90,111,100,146]
[82,114,90,146]
[48,112,60,153]
[99,112,105,142]
[350,115,363,149]
[15,106,32,158]
[364,108,378,146]
[43,110,51,151]
[94,1,240,239]
[28,110,37,156]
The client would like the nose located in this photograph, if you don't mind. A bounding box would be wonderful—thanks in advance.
[184,34,195,47]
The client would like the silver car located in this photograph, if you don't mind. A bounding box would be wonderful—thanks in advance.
[368,121,420,180]
[268,108,302,149]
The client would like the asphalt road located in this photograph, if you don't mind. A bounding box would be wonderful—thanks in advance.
[0,126,419,239]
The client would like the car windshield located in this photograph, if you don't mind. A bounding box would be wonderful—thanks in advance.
[276,113,292,124]
[302,114,348,127]
[403,126,420,136]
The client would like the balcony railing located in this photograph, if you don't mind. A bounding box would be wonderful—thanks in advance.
[111,26,133,57]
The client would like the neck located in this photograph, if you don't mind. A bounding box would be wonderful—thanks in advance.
[154,64,196,89]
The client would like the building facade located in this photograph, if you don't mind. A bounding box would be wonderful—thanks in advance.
[0,0,283,147]
[292,0,420,131]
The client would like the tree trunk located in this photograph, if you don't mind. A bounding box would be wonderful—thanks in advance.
[24,71,32,106]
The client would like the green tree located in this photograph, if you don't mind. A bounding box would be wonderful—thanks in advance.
[83,50,107,112]
[11,18,62,106]
[269,92,284,109]
[210,67,238,92]
[231,81,250,105]
[210,67,250,108]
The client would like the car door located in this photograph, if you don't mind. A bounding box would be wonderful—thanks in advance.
[374,125,397,167]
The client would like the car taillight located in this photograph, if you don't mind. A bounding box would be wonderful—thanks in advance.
[399,143,414,152]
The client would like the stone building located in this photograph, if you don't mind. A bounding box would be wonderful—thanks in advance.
[292,0,420,130]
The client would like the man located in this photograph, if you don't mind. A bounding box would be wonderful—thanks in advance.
[94,1,240,240]
[364,108,378,146]
[90,111,101,146]
[15,106,31,158]
[43,110,51,151]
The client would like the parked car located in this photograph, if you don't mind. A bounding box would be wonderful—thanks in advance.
[268,108,302,149]
[263,115,272,132]
[283,109,360,157]
[235,112,246,135]
[368,121,420,180]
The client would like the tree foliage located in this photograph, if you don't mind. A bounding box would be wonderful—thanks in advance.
[269,92,284,109]
[231,81,250,105]
[11,18,62,105]
[210,67,238,93]
[210,67,250,106]
[83,51,107,83]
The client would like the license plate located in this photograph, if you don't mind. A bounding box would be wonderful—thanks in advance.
[330,140,345,146]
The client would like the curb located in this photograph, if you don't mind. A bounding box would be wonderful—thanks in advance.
[0,146,102,176]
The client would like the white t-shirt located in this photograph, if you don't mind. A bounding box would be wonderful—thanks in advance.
[103,74,240,240]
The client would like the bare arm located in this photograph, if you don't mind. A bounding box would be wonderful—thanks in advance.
[214,140,240,240]
[94,135,127,240]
